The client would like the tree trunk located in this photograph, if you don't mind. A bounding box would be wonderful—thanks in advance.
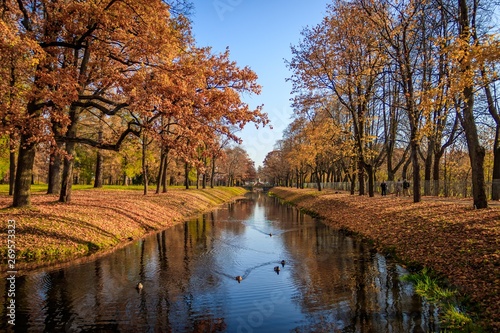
[402,157,411,180]
[424,141,434,196]
[162,156,168,193]
[202,157,207,189]
[196,168,200,189]
[481,73,500,200]
[94,150,103,188]
[410,140,421,203]
[210,156,216,188]
[59,141,75,203]
[296,168,300,189]
[466,133,487,208]
[9,137,16,196]
[162,149,169,193]
[47,147,62,194]
[13,136,36,207]
[458,0,487,208]
[492,126,500,200]
[59,105,80,203]
[142,133,148,196]
[350,173,356,195]
[13,99,42,207]
[156,148,166,194]
[184,162,189,189]
[459,93,488,208]
[94,118,104,188]
[314,167,322,191]
[366,164,374,197]
[358,159,365,195]
[433,150,444,197]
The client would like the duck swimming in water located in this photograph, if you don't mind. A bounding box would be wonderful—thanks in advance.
[235,276,243,283]
[281,260,286,267]
[136,282,143,290]
[274,266,280,272]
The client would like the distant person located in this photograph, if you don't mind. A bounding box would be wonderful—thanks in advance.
[380,180,387,196]
[395,179,402,196]
[403,179,410,197]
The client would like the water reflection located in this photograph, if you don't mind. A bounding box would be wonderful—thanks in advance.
[1,192,439,332]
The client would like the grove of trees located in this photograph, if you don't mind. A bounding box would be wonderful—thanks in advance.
[0,0,267,207]
[261,0,499,209]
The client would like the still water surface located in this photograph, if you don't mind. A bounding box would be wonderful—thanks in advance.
[2,192,439,332]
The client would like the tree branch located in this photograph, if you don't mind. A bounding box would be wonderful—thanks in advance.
[16,0,31,31]
[58,123,141,151]
[39,41,82,49]
[73,100,129,115]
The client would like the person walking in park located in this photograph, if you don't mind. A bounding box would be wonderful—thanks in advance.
[381,180,387,196]
[395,179,402,196]
[403,179,410,197]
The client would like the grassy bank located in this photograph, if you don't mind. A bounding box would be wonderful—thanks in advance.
[270,187,500,332]
[1,186,246,270]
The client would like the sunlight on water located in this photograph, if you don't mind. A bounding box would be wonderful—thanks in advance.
[1,192,439,332]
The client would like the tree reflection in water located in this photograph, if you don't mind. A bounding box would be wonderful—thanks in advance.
[4,192,439,332]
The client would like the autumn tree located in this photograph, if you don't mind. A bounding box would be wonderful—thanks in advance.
[276,0,498,203]
[2,0,268,206]
[261,150,285,186]
[288,1,386,196]
[282,119,310,188]
[0,8,42,199]
[359,0,440,202]
[468,1,500,200]
[218,146,254,186]
[447,0,491,208]
[0,0,192,206]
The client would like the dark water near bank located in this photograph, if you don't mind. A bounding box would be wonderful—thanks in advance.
[2,192,439,332]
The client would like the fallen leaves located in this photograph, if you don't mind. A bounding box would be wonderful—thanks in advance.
[271,187,500,332]
[0,187,246,269]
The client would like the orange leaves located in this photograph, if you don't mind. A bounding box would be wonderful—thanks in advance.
[144,46,267,165]
[3,0,269,207]
[0,187,246,266]
[272,187,500,330]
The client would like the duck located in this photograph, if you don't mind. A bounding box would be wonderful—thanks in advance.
[274,266,280,272]
[281,260,286,267]
[136,282,143,290]
[269,233,273,237]
[235,276,243,283]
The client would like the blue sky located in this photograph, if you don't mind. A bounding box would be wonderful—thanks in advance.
[189,0,328,167]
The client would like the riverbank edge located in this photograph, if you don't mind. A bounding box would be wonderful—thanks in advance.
[269,187,499,332]
[1,187,247,273]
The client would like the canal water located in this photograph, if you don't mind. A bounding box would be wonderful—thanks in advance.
[2,192,439,332]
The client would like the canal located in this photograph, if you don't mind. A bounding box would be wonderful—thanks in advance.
[2,192,439,332]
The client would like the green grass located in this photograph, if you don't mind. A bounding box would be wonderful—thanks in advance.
[441,304,476,332]
[0,183,224,195]
[402,268,456,303]
[401,268,483,332]
[0,184,95,194]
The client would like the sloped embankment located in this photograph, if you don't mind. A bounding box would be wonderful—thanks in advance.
[270,187,500,332]
[0,187,246,270]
